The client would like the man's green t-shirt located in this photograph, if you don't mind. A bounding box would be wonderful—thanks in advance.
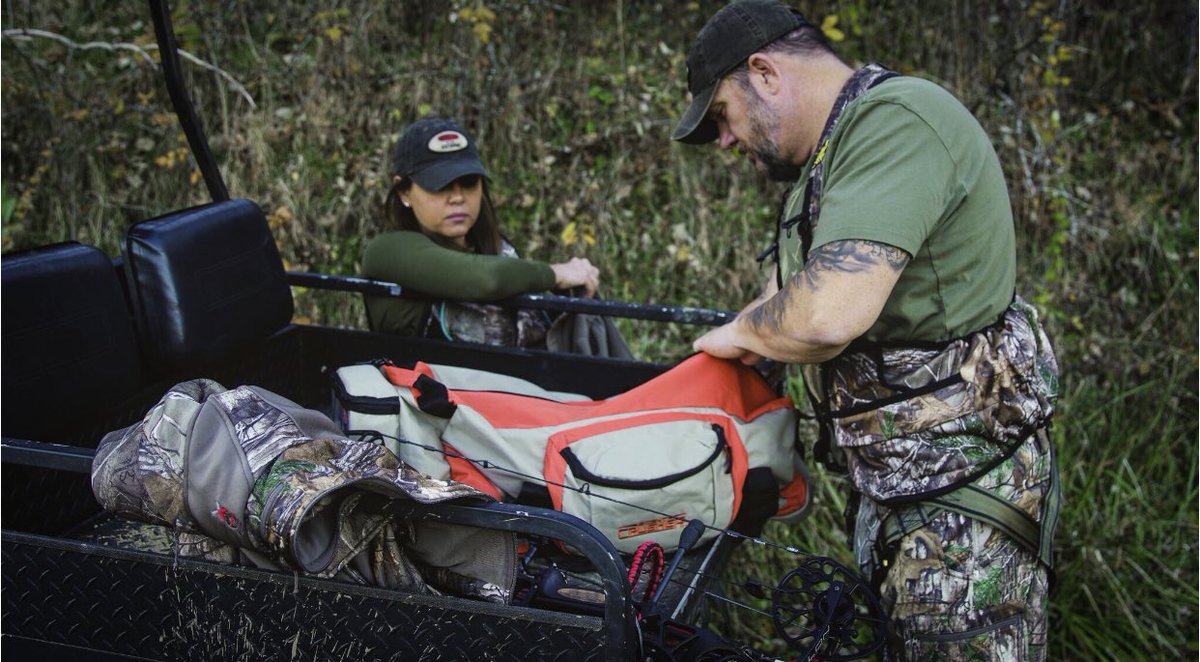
[780,76,1016,343]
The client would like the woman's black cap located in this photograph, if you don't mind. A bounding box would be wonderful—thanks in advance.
[391,117,488,191]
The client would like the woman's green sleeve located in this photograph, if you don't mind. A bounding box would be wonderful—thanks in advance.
[362,231,556,300]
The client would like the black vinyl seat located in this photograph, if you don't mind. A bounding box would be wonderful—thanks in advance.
[1,242,143,442]
[121,198,294,373]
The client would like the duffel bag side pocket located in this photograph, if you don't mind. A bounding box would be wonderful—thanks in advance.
[333,363,454,481]
[544,412,747,554]
[332,363,402,444]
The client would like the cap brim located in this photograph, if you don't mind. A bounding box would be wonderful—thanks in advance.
[410,158,488,192]
[671,82,720,145]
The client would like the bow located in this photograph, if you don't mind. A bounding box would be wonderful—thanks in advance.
[351,430,887,661]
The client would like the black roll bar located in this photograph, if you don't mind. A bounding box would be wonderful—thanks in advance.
[149,0,229,202]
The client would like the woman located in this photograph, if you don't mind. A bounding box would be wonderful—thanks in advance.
[362,117,600,346]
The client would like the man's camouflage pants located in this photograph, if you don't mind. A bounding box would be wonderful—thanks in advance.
[856,430,1056,661]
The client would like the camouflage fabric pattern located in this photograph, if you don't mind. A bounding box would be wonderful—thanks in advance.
[92,379,512,601]
[247,436,487,576]
[825,298,1058,503]
[177,530,242,563]
[419,565,512,604]
[91,379,227,531]
[433,300,549,347]
[426,239,550,347]
[856,431,1054,660]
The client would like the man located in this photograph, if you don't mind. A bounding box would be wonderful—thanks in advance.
[674,1,1061,660]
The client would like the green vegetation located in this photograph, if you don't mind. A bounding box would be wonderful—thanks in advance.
[3,2,1196,659]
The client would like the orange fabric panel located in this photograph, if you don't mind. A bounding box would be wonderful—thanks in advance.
[443,442,502,500]
[776,471,809,518]
[392,353,792,430]
[382,362,439,401]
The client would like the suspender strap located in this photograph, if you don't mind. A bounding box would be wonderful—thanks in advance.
[880,432,1057,574]
[931,486,1042,561]
[1036,428,1061,573]
[881,490,1045,566]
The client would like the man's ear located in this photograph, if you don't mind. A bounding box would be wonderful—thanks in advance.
[747,53,781,96]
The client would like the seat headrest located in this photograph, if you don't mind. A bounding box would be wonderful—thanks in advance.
[123,199,294,370]
[1,242,143,441]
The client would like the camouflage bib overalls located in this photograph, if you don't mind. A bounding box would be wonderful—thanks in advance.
[772,64,1062,661]
[424,239,551,347]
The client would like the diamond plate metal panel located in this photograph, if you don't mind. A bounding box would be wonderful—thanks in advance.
[3,536,611,661]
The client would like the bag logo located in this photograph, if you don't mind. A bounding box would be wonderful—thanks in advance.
[428,131,468,153]
[617,513,687,539]
[212,501,239,529]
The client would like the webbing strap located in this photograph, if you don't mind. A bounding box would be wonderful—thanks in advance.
[933,486,1042,561]
[882,480,1054,570]
[1037,428,1061,572]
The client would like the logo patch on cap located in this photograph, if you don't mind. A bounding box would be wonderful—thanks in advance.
[428,131,468,153]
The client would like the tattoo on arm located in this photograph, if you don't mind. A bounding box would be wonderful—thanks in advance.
[799,240,910,290]
[742,240,910,335]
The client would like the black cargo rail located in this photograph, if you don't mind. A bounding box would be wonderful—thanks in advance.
[286,270,736,326]
[1,438,95,473]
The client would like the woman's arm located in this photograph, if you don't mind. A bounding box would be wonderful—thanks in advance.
[363,231,558,300]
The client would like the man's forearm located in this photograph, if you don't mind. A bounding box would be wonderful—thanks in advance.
[696,240,910,365]
[732,288,850,363]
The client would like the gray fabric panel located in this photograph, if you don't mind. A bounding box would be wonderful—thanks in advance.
[185,398,256,547]
[408,520,517,594]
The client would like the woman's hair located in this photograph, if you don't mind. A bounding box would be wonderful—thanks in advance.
[384,177,503,255]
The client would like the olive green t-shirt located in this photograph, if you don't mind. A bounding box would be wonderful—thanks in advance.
[361,231,556,336]
[780,76,1015,343]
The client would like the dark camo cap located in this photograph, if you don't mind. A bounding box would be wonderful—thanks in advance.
[391,117,488,191]
[672,0,809,144]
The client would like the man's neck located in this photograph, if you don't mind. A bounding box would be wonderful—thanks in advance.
[782,56,855,166]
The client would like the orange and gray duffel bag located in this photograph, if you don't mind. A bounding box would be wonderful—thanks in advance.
[331,353,809,553]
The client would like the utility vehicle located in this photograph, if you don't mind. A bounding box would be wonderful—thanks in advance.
[1,3,885,659]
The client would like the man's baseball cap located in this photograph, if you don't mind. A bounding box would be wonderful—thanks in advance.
[391,117,488,191]
[672,0,809,144]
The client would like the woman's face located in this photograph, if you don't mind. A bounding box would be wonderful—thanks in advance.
[399,175,483,248]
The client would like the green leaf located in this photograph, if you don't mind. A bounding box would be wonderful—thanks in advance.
[1,184,16,225]
[820,15,845,42]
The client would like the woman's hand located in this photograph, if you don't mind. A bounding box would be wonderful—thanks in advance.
[550,257,600,297]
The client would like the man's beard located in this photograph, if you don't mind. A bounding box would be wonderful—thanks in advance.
[744,88,802,182]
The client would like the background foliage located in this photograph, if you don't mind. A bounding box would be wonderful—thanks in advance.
[3,1,1196,658]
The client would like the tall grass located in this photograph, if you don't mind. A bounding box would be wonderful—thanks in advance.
[3,1,1196,658]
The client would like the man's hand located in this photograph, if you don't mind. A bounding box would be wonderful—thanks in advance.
[692,322,764,365]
